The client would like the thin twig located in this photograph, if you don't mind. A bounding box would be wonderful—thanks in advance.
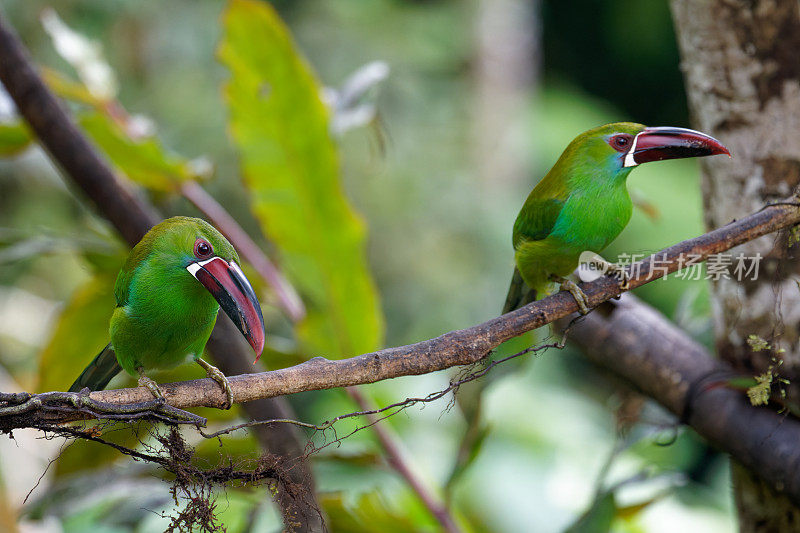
[345,386,462,533]
[558,291,800,508]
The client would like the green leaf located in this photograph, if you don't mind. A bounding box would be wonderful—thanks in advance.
[314,450,383,467]
[37,268,119,393]
[726,376,758,389]
[78,111,198,192]
[0,121,32,156]
[194,432,260,462]
[41,67,103,107]
[321,491,428,533]
[220,0,384,357]
[564,491,617,533]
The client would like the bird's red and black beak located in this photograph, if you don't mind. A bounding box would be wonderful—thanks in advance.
[623,126,730,168]
[187,257,266,362]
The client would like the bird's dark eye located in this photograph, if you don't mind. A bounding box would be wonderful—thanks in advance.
[609,134,633,152]
[194,239,213,259]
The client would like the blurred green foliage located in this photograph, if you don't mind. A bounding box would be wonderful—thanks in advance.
[78,111,199,191]
[0,122,31,156]
[0,1,734,532]
[36,268,118,392]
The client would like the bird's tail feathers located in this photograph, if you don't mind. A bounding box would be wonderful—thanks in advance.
[68,343,122,392]
[502,267,537,314]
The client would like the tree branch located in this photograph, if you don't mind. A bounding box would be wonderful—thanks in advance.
[560,292,800,508]
[2,197,797,426]
[5,5,800,522]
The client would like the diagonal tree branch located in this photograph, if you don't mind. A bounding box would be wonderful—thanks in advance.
[344,385,462,533]
[5,201,800,511]
[0,12,155,244]
[5,4,800,522]
[76,198,800,408]
[2,197,798,421]
[560,292,800,509]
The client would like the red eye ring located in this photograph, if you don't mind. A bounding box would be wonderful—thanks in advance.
[609,134,633,153]
[194,239,213,259]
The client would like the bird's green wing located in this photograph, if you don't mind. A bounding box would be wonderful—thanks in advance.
[506,196,567,313]
[512,197,566,249]
[113,267,132,307]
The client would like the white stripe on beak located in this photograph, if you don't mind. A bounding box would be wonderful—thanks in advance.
[186,257,218,278]
[623,131,643,168]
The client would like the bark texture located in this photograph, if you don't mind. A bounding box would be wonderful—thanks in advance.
[670,0,800,529]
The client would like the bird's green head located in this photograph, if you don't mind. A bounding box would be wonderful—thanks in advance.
[147,216,239,265]
[134,216,266,360]
[560,122,730,182]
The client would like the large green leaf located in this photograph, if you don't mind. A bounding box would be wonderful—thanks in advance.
[219,0,384,357]
[40,68,204,193]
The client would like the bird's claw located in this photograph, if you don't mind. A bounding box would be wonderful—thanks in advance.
[137,373,165,404]
[552,276,591,314]
[197,358,233,410]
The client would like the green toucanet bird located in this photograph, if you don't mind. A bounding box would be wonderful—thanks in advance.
[69,216,266,408]
[503,122,730,314]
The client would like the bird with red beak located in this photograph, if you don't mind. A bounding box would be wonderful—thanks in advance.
[504,122,730,314]
[69,216,266,409]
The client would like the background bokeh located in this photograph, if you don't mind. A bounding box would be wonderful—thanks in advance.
[0,1,733,531]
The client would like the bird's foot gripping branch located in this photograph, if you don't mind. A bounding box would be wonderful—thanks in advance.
[0,197,798,430]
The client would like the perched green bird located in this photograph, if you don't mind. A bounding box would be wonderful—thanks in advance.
[450,123,730,490]
[69,216,266,408]
[503,123,730,314]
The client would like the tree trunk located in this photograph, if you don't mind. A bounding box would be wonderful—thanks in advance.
[670,0,800,530]
[473,0,538,192]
